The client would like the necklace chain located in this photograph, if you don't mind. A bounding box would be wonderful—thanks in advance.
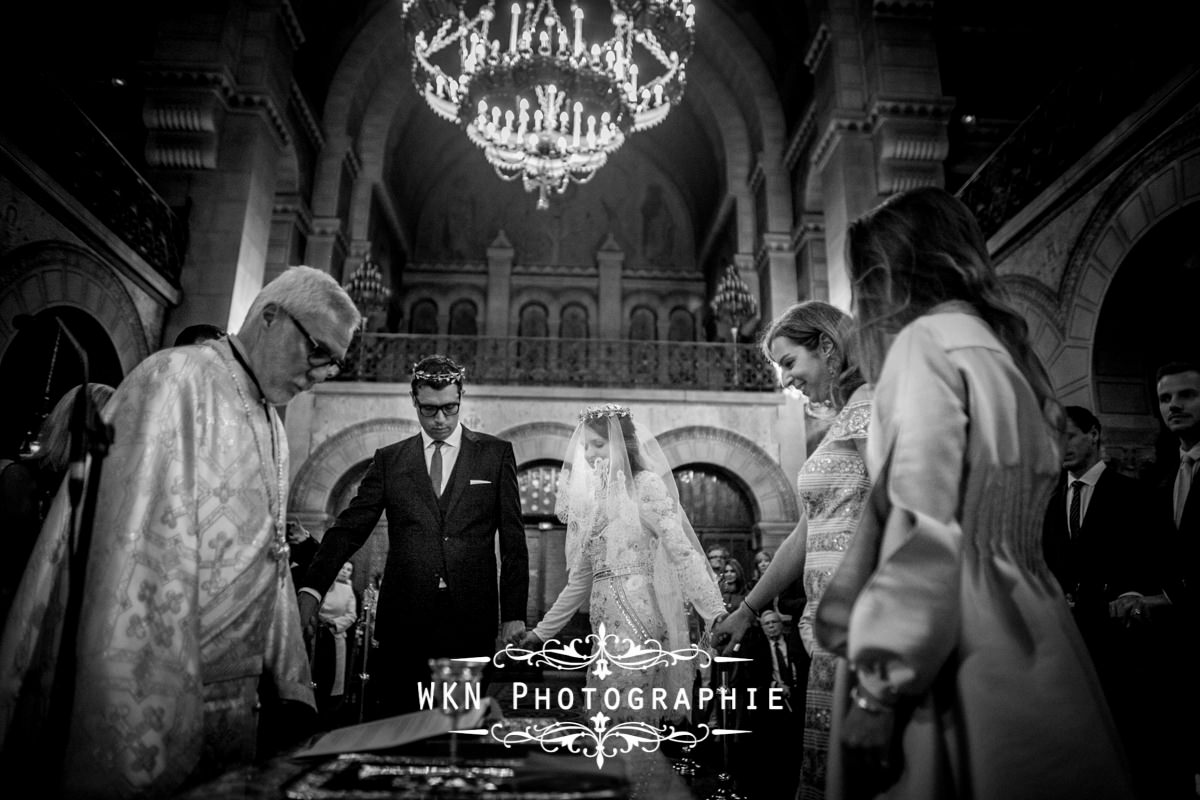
[220,343,289,569]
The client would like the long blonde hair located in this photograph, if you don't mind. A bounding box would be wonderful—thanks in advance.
[759,300,865,409]
[846,186,1060,428]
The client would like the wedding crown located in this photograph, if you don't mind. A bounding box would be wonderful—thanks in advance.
[412,364,466,383]
[580,403,631,421]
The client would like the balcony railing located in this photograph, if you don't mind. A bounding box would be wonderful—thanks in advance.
[341,333,779,392]
[5,76,186,285]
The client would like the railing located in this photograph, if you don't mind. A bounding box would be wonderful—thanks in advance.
[958,49,1186,240]
[341,333,779,392]
[4,76,186,285]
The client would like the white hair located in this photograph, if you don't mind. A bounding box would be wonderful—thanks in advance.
[239,266,361,335]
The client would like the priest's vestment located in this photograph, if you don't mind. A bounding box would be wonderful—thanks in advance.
[0,339,314,797]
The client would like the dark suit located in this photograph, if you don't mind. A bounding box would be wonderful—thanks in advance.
[303,426,527,716]
[735,626,806,799]
[1042,467,1157,634]
[1043,465,1188,799]
[1152,459,1200,796]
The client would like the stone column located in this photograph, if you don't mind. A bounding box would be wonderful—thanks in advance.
[759,232,798,322]
[803,0,949,310]
[596,233,625,340]
[142,2,303,341]
[486,230,515,337]
[793,213,827,302]
[266,193,311,285]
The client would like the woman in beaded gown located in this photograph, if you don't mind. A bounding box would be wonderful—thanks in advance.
[520,405,726,725]
[713,300,870,800]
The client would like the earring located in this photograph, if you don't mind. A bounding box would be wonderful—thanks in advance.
[824,355,839,403]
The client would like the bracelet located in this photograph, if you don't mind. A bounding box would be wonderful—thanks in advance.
[740,598,761,619]
[850,685,896,715]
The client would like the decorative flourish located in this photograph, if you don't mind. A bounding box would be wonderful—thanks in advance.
[490,717,712,768]
[496,622,711,674]
[579,403,631,422]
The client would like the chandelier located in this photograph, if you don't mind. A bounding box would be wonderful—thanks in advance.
[403,0,696,209]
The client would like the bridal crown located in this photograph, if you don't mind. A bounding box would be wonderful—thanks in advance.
[580,403,631,421]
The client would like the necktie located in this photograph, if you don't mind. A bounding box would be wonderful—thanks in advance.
[430,440,445,497]
[1068,480,1084,538]
[772,639,791,687]
[1175,454,1195,529]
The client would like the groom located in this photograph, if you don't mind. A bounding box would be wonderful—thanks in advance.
[298,355,527,717]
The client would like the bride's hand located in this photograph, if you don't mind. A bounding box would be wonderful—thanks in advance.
[710,605,753,654]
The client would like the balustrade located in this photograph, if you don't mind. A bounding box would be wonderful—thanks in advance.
[341,334,777,392]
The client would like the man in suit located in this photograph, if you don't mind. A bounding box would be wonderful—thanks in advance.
[298,355,528,717]
[1041,405,1181,798]
[739,609,805,799]
[1156,361,1200,597]
[1153,362,1200,797]
[1042,406,1157,630]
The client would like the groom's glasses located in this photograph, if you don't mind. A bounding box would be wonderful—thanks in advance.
[417,402,460,418]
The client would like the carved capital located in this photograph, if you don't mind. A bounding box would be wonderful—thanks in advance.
[143,86,223,170]
[872,100,953,194]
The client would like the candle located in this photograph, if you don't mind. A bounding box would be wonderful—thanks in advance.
[572,102,582,146]
[629,64,638,96]
[509,4,520,52]
[573,7,584,56]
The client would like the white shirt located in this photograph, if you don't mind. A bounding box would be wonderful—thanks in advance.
[1064,459,1106,529]
[421,423,463,496]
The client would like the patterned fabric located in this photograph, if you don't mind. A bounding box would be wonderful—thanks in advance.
[534,471,725,723]
[796,384,871,800]
[0,340,314,798]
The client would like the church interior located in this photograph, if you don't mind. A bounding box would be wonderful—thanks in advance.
[1,0,1198,683]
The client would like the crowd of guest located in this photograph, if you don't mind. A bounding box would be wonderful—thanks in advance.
[1,190,1198,800]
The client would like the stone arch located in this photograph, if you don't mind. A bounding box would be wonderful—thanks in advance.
[0,241,150,370]
[656,425,799,524]
[289,417,420,518]
[1000,273,1063,367]
[496,421,576,468]
[1042,114,1200,406]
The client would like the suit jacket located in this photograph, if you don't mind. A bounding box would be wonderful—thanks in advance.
[1043,467,1158,611]
[303,427,528,656]
[739,628,806,724]
[745,627,807,699]
[1155,456,1200,613]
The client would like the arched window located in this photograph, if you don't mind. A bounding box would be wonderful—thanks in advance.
[517,302,549,338]
[517,302,550,379]
[409,298,438,334]
[673,465,756,571]
[667,307,696,341]
[629,306,656,340]
[448,299,478,336]
[560,303,589,339]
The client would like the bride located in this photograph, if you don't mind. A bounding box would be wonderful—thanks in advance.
[518,404,725,724]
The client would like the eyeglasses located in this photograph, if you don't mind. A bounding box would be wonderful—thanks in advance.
[281,309,345,376]
[416,402,461,418]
